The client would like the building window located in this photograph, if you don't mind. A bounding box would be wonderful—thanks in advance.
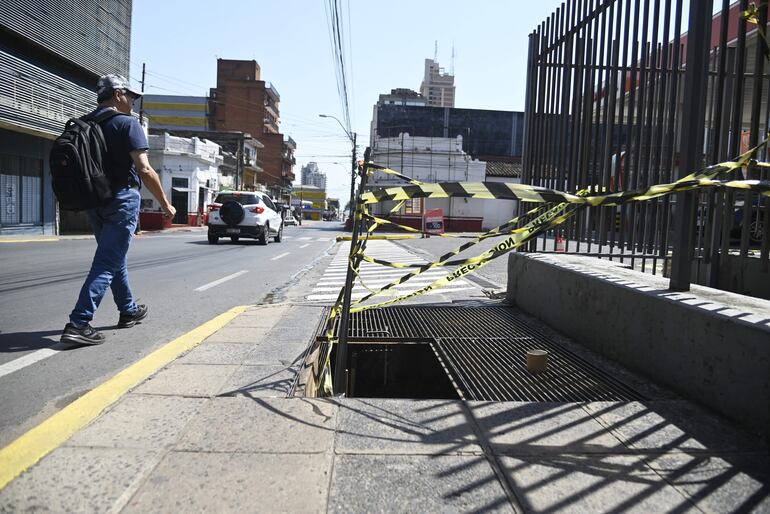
[403,198,422,215]
[1,154,42,226]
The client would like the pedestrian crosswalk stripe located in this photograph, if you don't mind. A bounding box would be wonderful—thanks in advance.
[306,240,477,303]
[306,287,476,301]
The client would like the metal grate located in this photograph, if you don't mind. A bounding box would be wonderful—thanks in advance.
[326,306,644,402]
[433,337,642,402]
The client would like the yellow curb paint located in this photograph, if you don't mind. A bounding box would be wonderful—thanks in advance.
[0,304,248,491]
[0,238,59,243]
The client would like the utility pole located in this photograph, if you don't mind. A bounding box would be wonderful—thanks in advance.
[139,63,146,119]
[335,148,370,395]
[349,133,357,220]
[235,137,243,191]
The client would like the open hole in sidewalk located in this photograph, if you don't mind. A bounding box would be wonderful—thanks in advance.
[339,342,459,399]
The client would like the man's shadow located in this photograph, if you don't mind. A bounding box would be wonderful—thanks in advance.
[0,326,114,354]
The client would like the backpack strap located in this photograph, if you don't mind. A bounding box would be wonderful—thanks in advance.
[82,109,127,124]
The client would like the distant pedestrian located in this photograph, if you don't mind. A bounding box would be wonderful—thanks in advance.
[61,74,175,345]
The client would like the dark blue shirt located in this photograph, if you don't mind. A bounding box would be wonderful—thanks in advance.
[89,107,149,189]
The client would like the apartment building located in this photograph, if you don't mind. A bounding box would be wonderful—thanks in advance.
[0,0,132,234]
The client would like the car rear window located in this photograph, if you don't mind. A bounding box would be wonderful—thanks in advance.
[214,194,260,205]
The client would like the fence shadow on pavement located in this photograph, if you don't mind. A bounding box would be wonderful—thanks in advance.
[244,393,770,512]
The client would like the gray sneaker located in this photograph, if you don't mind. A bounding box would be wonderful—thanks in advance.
[117,304,148,328]
[61,323,105,346]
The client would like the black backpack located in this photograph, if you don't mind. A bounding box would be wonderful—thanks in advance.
[49,110,125,211]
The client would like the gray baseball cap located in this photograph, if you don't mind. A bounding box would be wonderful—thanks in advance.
[96,74,143,98]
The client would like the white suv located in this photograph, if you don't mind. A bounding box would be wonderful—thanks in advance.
[207,191,283,245]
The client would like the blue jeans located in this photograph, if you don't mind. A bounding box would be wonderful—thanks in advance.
[69,187,140,326]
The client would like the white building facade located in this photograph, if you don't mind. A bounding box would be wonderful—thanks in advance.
[300,161,327,190]
[369,134,513,231]
[144,133,222,228]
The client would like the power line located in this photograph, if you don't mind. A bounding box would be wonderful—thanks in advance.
[324,0,353,135]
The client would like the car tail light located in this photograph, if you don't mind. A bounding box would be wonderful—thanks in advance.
[251,206,264,214]
[208,204,220,212]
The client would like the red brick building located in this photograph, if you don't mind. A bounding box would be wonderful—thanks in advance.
[209,59,295,201]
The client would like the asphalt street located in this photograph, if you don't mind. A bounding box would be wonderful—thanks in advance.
[395,233,511,289]
[0,221,344,447]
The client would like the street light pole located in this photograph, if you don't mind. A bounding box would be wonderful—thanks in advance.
[319,114,357,221]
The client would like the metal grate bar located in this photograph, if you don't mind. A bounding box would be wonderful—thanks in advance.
[434,337,642,402]
[323,306,645,402]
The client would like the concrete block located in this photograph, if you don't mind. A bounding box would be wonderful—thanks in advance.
[499,454,696,513]
[244,341,309,367]
[468,401,624,455]
[265,325,318,346]
[583,401,764,453]
[335,399,482,455]
[644,452,770,512]
[132,364,239,397]
[66,395,206,449]
[218,365,297,397]
[203,325,268,344]
[0,447,158,513]
[280,306,327,328]
[328,454,514,513]
[176,342,257,365]
[124,451,331,513]
[176,397,336,453]
[227,305,288,329]
[506,252,770,436]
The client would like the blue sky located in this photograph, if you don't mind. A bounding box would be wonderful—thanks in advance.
[130,1,564,201]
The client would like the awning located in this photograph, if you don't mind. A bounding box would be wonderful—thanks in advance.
[172,187,193,192]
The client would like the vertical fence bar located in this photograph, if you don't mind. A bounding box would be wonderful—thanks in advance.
[707,0,732,287]
[650,0,673,275]
[741,0,768,267]
[657,0,684,280]
[669,0,712,291]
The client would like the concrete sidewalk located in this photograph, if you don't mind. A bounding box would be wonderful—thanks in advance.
[1,302,769,513]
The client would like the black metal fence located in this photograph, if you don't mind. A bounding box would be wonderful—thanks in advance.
[522,0,769,297]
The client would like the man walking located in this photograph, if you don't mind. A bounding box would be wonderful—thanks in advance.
[61,74,175,345]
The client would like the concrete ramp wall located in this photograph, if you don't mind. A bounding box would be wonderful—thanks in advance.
[506,252,770,437]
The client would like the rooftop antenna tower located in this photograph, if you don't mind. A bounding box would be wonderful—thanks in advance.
[434,40,438,62]
[450,42,455,75]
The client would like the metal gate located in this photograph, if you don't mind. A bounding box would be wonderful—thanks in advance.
[522,0,769,296]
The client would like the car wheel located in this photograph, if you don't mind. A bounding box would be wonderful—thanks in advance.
[208,232,218,245]
[230,236,240,243]
[258,223,269,245]
[274,223,283,243]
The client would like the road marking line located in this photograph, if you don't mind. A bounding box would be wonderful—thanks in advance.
[300,243,310,249]
[0,238,59,244]
[194,271,248,292]
[298,236,313,240]
[271,252,290,261]
[0,348,60,380]
[0,305,248,491]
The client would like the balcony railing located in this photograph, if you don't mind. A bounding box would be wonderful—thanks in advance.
[265,82,280,101]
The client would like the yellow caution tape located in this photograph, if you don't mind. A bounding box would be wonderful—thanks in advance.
[314,136,770,395]
[350,201,579,312]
